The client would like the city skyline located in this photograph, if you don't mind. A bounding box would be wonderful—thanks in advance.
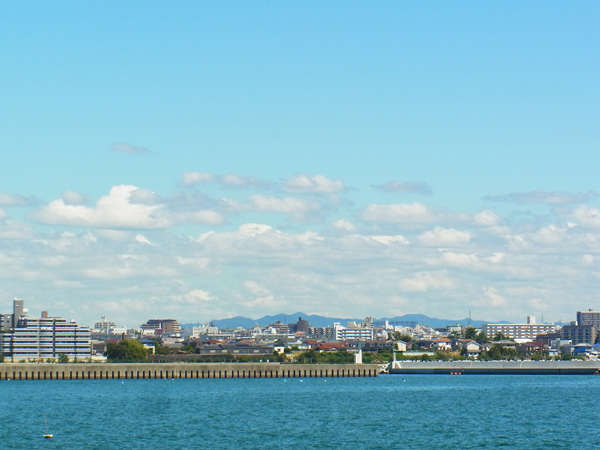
[1,3,600,325]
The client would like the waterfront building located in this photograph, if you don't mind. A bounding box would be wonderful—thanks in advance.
[482,318,556,340]
[0,299,91,361]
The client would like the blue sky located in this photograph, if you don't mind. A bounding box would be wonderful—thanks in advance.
[1,2,599,327]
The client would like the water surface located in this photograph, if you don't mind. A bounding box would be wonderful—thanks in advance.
[0,374,597,449]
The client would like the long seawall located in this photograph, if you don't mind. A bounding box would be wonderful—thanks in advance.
[389,360,600,375]
[0,363,380,380]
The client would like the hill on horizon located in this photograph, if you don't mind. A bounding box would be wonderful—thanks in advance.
[183,312,509,330]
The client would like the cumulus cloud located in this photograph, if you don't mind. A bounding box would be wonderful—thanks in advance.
[181,172,216,186]
[62,190,88,206]
[30,185,225,229]
[218,195,322,223]
[331,219,357,232]
[440,251,479,267]
[0,215,37,239]
[360,202,434,224]
[243,280,271,297]
[473,210,502,227]
[248,195,321,213]
[170,289,215,304]
[485,190,597,204]
[135,234,152,245]
[369,235,409,245]
[0,193,37,206]
[181,172,269,189]
[399,271,455,292]
[111,142,152,154]
[372,180,432,195]
[11,174,600,325]
[220,174,269,189]
[283,174,345,194]
[569,205,600,228]
[479,286,508,308]
[418,227,472,247]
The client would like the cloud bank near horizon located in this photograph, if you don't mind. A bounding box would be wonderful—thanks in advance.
[0,175,598,328]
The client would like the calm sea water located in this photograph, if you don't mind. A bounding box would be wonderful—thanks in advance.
[0,374,598,449]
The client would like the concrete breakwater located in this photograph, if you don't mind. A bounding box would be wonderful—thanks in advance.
[389,360,600,375]
[0,362,380,381]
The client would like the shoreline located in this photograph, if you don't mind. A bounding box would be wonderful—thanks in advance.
[0,362,381,380]
[388,360,600,375]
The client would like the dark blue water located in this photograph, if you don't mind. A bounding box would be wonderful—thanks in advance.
[1,375,598,449]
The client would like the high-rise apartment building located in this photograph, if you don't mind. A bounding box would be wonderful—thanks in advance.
[0,299,91,361]
[576,310,600,328]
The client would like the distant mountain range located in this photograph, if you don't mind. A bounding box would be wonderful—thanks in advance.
[182,312,510,330]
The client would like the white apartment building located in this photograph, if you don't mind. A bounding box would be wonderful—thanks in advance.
[482,317,556,341]
[333,322,374,341]
[192,324,219,337]
[0,299,91,361]
[93,316,117,333]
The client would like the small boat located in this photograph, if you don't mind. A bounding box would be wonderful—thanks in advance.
[43,413,53,439]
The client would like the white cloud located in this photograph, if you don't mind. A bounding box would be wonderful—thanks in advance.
[372,180,432,195]
[243,280,271,297]
[32,185,171,229]
[181,172,216,186]
[440,252,479,267]
[31,185,225,229]
[248,195,321,213]
[473,210,502,227]
[399,271,455,292]
[283,174,345,194]
[485,190,597,204]
[479,286,508,308]
[220,174,268,188]
[181,172,268,189]
[331,219,357,232]
[0,217,37,239]
[570,205,600,228]
[418,227,472,247]
[370,235,409,245]
[0,193,36,206]
[9,174,600,325]
[170,289,215,304]
[62,190,88,206]
[360,202,433,224]
[135,234,152,245]
[111,142,152,154]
